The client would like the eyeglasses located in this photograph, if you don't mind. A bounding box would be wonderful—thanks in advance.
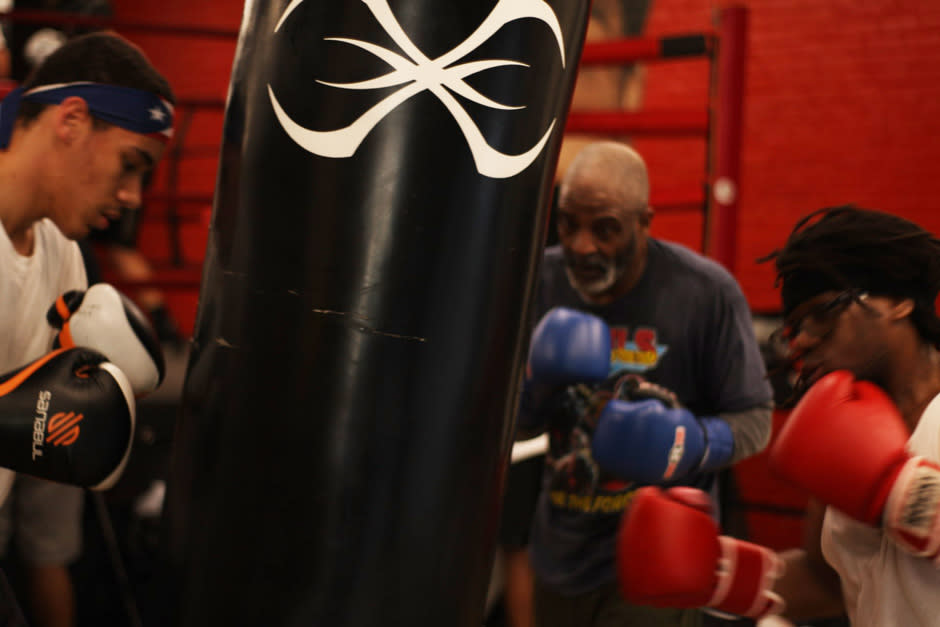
[769,289,868,358]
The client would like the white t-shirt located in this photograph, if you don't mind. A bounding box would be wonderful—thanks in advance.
[0,218,86,370]
[0,218,86,502]
[821,392,940,627]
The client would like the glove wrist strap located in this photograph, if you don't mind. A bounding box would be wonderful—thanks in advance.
[697,417,734,472]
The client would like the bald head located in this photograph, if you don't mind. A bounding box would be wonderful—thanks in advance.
[554,142,653,304]
[559,141,649,213]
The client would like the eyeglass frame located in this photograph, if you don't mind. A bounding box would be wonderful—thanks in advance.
[769,289,870,359]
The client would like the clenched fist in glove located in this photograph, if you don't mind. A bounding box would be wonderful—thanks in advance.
[769,370,940,563]
[527,307,610,385]
[591,375,734,483]
[0,348,135,490]
[618,486,785,619]
[517,307,611,432]
[48,283,165,396]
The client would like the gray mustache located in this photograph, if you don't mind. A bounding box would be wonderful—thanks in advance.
[565,254,608,272]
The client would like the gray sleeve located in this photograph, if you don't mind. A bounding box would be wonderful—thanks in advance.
[699,271,774,415]
[720,401,773,464]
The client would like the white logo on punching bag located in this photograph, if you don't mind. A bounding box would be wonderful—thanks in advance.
[268,0,566,179]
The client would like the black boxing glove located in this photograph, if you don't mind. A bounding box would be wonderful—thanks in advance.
[0,348,135,490]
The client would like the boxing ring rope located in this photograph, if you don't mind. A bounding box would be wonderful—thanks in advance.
[580,33,712,63]
[566,109,710,136]
[565,33,713,136]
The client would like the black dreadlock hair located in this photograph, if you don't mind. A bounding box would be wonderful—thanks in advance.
[759,205,940,349]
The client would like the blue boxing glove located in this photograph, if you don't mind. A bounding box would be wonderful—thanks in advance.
[591,396,734,484]
[527,307,610,384]
[517,308,611,432]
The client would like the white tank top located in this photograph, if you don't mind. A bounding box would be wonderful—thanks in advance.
[821,392,940,627]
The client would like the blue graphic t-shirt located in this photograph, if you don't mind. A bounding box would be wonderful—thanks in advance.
[528,239,772,594]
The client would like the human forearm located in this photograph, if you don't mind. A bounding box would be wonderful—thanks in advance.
[776,548,845,623]
[719,402,773,464]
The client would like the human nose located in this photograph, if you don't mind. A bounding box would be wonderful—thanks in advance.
[567,227,597,257]
[786,325,824,357]
[116,176,143,210]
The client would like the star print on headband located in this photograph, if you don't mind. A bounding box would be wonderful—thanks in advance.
[0,81,175,149]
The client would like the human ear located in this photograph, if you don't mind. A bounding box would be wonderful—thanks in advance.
[887,297,914,322]
[53,96,92,142]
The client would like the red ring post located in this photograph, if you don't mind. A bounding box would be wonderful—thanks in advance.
[706,5,748,272]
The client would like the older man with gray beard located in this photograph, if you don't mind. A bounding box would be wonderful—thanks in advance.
[503,140,773,627]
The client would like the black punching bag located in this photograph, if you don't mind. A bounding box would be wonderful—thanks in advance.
[163,1,589,625]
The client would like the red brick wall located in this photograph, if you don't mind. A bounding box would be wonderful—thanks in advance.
[109,0,940,324]
[640,0,940,311]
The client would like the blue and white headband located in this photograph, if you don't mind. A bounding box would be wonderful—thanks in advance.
[0,81,174,149]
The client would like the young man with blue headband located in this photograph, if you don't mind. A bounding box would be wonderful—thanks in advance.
[0,31,174,627]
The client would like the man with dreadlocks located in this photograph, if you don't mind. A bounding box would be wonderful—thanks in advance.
[617,205,940,626]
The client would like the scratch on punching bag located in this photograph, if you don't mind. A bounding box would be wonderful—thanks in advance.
[162,1,591,626]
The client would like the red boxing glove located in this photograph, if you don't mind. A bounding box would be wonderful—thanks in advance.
[617,487,784,619]
[769,370,940,562]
